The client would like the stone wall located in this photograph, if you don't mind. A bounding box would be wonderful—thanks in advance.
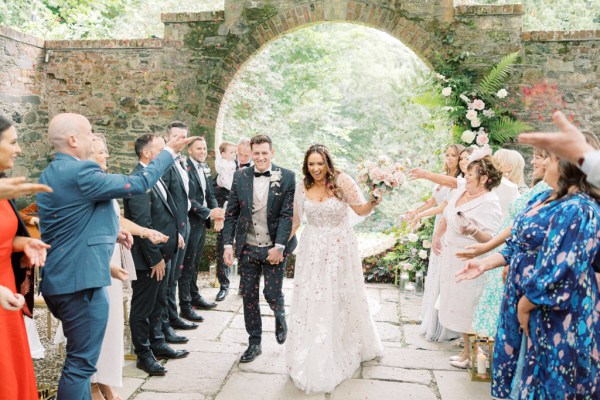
[0,27,46,177]
[1,0,599,181]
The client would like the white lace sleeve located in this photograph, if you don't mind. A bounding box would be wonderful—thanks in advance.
[337,172,367,206]
[337,173,367,226]
[293,181,306,226]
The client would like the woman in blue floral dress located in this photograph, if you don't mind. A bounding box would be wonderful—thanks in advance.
[457,144,600,399]
[460,149,550,337]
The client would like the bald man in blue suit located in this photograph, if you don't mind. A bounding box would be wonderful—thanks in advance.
[37,113,189,400]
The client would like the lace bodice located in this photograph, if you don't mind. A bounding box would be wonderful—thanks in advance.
[304,197,349,228]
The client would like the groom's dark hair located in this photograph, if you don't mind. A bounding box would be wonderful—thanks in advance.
[250,134,272,150]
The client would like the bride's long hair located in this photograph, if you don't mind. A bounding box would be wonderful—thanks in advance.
[302,144,342,198]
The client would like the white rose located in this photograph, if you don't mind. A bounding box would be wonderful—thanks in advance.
[422,240,431,249]
[461,130,476,144]
[466,110,478,121]
[436,73,446,80]
[419,250,428,259]
[496,88,508,99]
[471,118,481,128]
[441,87,452,97]
[407,233,419,243]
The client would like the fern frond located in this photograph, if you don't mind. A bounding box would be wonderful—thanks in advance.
[478,52,520,96]
[489,117,531,143]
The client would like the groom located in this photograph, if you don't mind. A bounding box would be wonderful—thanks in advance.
[223,134,297,363]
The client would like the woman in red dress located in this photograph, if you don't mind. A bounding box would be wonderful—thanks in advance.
[0,115,50,400]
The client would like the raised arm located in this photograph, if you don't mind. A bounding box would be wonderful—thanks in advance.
[409,168,458,189]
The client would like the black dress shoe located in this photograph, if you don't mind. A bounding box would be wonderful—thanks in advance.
[215,287,229,302]
[240,344,262,363]
[136,356,167,376]
[152,345,190,360]
[170,317,199,330]
[275,315,287,345]
[164,327,189,344]
[191,296,217,309]
[180,308,204,322]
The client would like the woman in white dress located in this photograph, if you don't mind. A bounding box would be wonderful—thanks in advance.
[286,144,384,394]
[433,151,502,368]
[406,144,463,342]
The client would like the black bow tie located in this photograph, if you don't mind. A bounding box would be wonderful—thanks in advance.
[254,170,271,178]
[240,163,251,168]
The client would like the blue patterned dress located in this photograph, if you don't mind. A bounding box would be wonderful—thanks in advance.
[472,181,550,336]
[492,190,600,399]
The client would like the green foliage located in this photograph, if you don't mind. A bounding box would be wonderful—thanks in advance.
[418,52,530,149]
[488,117,532,144]
[479,52,519,96]
[219,23,451,231]
[364,216,435,283]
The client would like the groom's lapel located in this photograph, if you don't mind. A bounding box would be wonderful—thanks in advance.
[245,167,254,212]
[267,164,278,213]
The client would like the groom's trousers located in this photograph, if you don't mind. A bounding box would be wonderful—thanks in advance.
[240,244,285,345]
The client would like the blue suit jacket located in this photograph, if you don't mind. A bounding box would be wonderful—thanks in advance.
[37,151,174,296]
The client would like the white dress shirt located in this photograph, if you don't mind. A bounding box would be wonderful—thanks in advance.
[581,150,600,189]
[141,161,168,200]
[189,158,208,208]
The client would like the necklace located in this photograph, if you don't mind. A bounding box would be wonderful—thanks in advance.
[465,189,486,199]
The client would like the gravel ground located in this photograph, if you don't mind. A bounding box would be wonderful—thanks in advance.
[33,271,212,392]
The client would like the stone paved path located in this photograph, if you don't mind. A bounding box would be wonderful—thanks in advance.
[116,277,491,399]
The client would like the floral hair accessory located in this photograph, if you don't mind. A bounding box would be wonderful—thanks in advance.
[467,144,492,163]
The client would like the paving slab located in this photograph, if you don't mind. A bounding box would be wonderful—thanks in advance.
[117,377,145,400]
[403,324,457,351]
[123,360,148,379]
[132,392,206,400]
[220,328,251,344]
[331,379,437,400]
[362,365,432,385]
[141,352,238,395]
[183,310,235,341]
[434,370,491,400]
[374,302,399,323]
[182,339,246,354]
[369,347,458,371]
[399,294,423,323]
[216,372,325,400]
[376,321,402,342]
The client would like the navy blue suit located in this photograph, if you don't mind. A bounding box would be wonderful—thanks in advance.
[37,151,174,400]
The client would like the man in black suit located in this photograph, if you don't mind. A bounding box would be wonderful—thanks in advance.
[125,134,189,376]
[160,122,199,341]
[214,136,253,301]
[223,134,297,363]
[178,136,224,320]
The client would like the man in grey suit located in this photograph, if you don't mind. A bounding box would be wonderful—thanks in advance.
[37,113,188,399]
[223,134,297,363]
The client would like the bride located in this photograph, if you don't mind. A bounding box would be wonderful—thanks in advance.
[285,144,384,393]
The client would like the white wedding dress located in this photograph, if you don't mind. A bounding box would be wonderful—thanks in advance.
[286,173,383,394]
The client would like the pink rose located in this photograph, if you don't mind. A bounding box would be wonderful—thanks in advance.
[472,99,485,110]
[476,133,490,145]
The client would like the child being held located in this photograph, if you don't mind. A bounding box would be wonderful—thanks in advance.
[216,141,237,191]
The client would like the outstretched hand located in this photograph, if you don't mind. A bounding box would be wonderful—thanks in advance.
[23,239,51,267]
[166,133,195,154]
[408,168,429,181]
[456,243,487,260]
[518,110,593,164]
[455,259,488,282]
[0,177,52,200]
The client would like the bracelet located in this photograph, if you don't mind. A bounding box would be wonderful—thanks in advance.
[471,228,479,237]
[140,228,147,239]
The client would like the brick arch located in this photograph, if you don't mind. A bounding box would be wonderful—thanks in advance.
[203,1,445,140]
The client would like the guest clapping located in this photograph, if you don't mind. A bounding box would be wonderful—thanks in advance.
[457,133,600,398]
[434,149,503,368]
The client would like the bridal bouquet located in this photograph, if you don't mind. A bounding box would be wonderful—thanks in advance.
[357,156,407,200]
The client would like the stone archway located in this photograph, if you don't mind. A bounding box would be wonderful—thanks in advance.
[199,0,448,141]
